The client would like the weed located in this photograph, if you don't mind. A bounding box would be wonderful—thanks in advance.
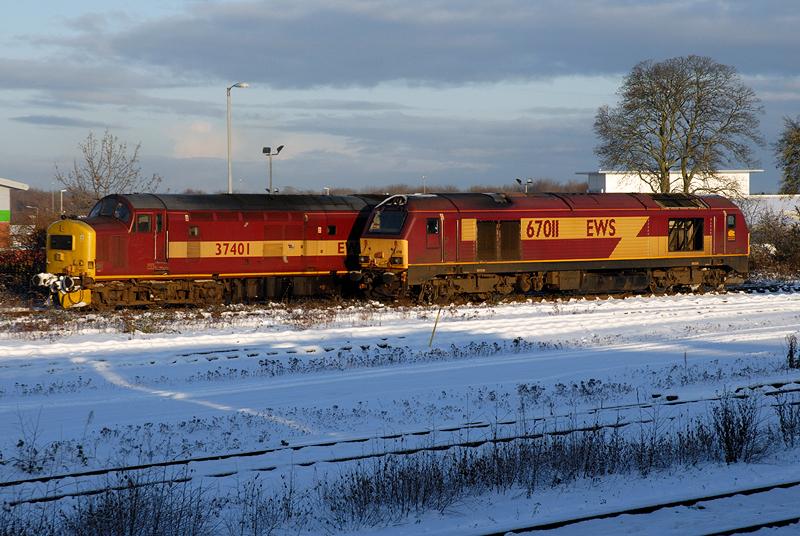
[774,395,800,447]
[787,334,798,369]
[711,392,762,463]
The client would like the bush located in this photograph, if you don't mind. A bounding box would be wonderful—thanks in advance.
[0,247,46,300]
[747,208,800,275]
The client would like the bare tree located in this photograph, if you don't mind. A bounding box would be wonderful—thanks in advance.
[775,115,800,194]
[55,130,161,213]
[594,55,763,195]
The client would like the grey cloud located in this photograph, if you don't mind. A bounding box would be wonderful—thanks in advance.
[10,115,115,128]
[280,99,412,111]
[0,57,212,115]
[94,112,600,194]
[74,0,800,89]
[0,58,156,92]
[523,106,595,116]
[25,98,87,111]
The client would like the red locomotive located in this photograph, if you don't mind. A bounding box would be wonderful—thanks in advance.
[36,194,381,308]
[358,192,748,300]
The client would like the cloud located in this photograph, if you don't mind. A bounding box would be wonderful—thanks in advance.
[523,106,595,116]
[280,99,411,111]
[10,115,114,128]
[44,0,797,89]
[0,58,155,92]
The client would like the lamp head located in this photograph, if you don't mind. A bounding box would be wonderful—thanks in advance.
[263,146,271,155]
[275,145,284,155]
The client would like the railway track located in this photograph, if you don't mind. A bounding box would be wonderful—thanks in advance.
[2,279,799,319]
[480,479,800,535]
[6,375,800,508]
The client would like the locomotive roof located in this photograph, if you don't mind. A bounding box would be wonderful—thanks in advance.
[110,193,383,212]
[381,192,738,211]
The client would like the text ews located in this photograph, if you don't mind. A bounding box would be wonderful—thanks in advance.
[586,219,616,237]
[523,218,618,239]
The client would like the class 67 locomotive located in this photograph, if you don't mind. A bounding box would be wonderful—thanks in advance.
[34,193,382,308]
[357,192,748,302]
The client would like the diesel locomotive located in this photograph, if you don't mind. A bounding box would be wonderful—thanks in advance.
[358,192,748,301]
[35,193,381,308]
[36,191,749,308]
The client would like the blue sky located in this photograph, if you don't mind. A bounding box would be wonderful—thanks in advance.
[1,0,798,194]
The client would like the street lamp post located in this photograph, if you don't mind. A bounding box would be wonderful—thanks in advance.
[59,189,67,214]
[262,145,284,194]
[226,82,249,194]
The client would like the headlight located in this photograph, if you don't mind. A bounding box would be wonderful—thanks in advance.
[389,257,403,265]
[358,256,370,263]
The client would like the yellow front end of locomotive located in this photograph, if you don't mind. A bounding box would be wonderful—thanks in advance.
[359,238,408,270]
[45,219,96,307]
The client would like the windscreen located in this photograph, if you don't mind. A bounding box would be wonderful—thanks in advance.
[88,197,131,223]
[50,235,73,250]
[367,208,406,235]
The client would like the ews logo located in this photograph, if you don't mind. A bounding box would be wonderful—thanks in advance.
[586,218,616,237]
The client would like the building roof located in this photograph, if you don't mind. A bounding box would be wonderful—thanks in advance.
[0,177,29,191]
[575,170,764,175]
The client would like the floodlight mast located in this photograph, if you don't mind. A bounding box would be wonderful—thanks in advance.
[226,82,249,194]
[262,144,285,193]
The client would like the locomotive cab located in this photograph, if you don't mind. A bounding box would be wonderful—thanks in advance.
[36,196,141,308]
[359,195,411,272]
[37,217,97,307]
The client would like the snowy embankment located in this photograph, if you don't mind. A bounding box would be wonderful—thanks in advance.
[1,291,799,534]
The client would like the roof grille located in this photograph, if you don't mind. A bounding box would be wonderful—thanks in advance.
[484,193,510,204]
[649,193,706,208]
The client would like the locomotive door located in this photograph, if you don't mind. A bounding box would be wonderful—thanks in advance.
[425,216,441,251]
[154,211,167,271]
[442,215,457,262]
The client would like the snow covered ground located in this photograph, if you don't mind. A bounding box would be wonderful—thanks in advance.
[1,290,800,534]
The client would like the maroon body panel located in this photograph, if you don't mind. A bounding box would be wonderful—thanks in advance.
[87,194,378,280]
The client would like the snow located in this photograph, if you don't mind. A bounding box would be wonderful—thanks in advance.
[1,290,800,533]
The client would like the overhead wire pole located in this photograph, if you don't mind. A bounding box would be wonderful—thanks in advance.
[226,82,249,194]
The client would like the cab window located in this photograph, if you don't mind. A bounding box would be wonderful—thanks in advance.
[727,214,736,229]
[426,218,440,234]
[367,208,406,234]
[113,202,131,223]
[89,197,117,218]
[136,214,151,233]
[50,235,73,250]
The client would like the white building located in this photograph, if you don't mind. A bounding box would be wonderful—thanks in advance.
[0,177,30,248]
[578,170,760,196]
[576,169,800,223]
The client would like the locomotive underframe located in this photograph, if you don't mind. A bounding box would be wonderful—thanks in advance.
[86,274,345,309]
[365,255,747,302]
